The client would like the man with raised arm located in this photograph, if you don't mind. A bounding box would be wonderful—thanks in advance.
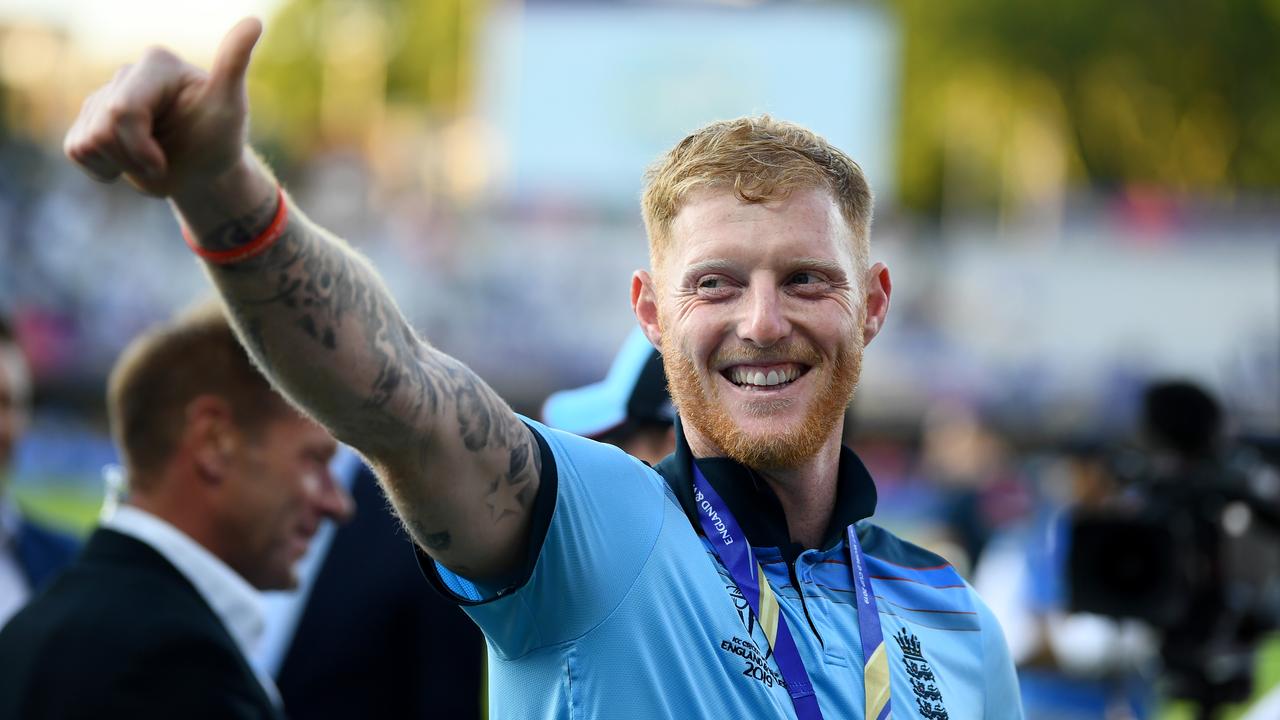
[65,19,1022,719]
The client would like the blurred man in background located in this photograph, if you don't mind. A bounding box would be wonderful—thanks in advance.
[0,306,352,719]
[254,445,485,719]
[541,327,675,465]
[0,314,79,630]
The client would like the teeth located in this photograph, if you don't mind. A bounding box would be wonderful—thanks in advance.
[730,366,801,387]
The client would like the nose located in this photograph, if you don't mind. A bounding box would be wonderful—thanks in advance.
[318,471,356,524]
[737,283,790,348]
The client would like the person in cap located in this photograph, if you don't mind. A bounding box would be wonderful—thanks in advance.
[63,19,1022,719]
[542,327,676,465]
[0,306,353,719]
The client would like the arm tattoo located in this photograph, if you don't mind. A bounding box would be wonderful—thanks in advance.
[216,217,440,445]
[423,530,452,551]
[222,219,527,458]
[197,193,280,252]
[484,443,538,523]
[410,520,452,551]
[207,202,544,561]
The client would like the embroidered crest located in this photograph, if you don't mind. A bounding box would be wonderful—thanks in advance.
[893,629,949,720]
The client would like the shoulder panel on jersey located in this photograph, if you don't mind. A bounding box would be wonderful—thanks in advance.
[857,522,977,619]
[856,521,954,571]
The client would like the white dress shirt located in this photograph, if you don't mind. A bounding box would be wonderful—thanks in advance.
[101,504,281,706]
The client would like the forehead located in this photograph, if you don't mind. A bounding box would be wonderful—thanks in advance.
[665,186,855,272]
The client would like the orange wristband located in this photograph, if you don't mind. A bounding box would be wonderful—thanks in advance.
[183,186,288,265]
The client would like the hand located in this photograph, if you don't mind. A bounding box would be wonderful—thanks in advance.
[64,17,263,197]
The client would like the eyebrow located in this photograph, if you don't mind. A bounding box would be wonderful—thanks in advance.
[681,259,739,281]
[788,257,849,278]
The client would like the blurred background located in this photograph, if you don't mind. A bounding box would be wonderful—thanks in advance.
[0,0,1277,717]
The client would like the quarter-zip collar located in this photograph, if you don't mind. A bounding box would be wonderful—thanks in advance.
[654,416,878,563]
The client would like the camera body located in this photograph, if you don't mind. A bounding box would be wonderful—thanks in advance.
[1068,444,1280,706]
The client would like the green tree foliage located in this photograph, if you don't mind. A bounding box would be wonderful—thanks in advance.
[249,0,483,158]
[249,0,1279,210]
[892,0,1280,212]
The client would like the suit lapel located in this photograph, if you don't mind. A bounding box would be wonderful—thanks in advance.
[82,529,283,717]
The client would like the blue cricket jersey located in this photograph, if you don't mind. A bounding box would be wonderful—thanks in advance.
[428,419,1023,719]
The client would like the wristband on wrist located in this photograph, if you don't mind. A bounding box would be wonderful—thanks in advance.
[182,185,288,265]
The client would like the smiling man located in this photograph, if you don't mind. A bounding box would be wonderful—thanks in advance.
[0,306,353,719]
[59,19,1022,719]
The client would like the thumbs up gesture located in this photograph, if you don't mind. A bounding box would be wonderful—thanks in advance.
[65,18,263,198]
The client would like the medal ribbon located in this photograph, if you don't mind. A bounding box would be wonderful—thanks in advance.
[692,464,892,720]
[849,524,892,720]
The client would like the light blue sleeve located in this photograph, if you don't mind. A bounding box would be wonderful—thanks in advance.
[441,418,667,660]
[976,592,1026,719]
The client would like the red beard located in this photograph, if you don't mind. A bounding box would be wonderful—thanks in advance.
[660,321,864,470]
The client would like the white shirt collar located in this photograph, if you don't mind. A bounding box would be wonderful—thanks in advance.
[102,505,265,658]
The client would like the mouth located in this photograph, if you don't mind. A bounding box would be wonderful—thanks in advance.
[720,362,810,391]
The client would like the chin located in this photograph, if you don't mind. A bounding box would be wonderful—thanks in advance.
[252,565,300,592]
[278,567,302,591]
[728,424,831,469]
[261,576,299,593]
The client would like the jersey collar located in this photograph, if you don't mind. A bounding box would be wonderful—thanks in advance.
[653,416,878,561]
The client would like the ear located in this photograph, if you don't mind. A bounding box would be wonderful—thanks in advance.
[862,262,892,345]
[184,395,240,483]
[632,270,663,349]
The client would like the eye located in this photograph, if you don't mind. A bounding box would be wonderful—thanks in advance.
[695,274,735,297]
[788,271,831,288]
[785,270,834,297]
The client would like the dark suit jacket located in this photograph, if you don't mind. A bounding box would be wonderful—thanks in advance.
[275,464,484,719]
[0,528,282,720]
[12,512,79,590]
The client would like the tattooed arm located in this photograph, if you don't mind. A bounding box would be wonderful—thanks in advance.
[198,157,541,581]
[63,19,541,581]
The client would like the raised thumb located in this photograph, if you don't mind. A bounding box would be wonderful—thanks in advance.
[208,17,263,101]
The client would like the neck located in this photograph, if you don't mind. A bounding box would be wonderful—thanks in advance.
[127,481,219,555]
[684,423,845,549]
